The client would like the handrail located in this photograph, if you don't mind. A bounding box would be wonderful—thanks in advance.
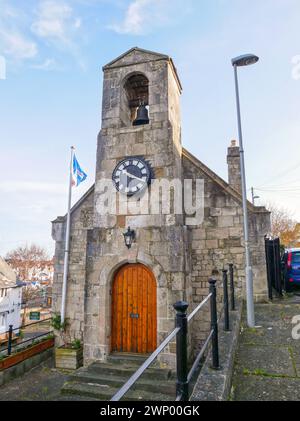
[175,394,183,402]
[111,292,212,402]
[0,330,53,355]
[110,268,236,402]
[187,293,212,322]
[217,305,225,325]
[1,318,53,357]
[187,329,213,383]
[111,326,180,401]
[2,318,52,335]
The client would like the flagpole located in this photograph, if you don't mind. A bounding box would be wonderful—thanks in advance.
[61,146,75,324]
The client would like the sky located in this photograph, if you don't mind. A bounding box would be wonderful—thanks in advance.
[0,0,300,257]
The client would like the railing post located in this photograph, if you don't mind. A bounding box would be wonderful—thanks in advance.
[174,301,189,401]
[222,269,230,331]
[7,324,13,356]
[209,278,220,370]
[229,263,236,311]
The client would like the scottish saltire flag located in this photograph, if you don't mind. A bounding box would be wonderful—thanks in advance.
[72,154,87,187]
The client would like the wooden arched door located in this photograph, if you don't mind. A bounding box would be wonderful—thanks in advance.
[111,264,157,354]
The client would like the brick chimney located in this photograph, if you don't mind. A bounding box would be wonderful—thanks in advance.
[227,140,241,193]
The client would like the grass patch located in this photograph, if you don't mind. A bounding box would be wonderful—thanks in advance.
[228,385,235,401]
[243,327,264,337]
[242,367,296,379]
[288,347,298,377]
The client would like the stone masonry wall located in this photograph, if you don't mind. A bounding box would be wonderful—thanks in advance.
[227,140,242,194]
[51,189,94,344]
[182,152,271,357]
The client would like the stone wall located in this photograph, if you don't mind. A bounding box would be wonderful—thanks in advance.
[51,187,94,343]
[182,150,270,356]
[227,140,242,193]
[82,225,191,367]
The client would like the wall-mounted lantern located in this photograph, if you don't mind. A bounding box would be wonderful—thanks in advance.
[123,227,135,249]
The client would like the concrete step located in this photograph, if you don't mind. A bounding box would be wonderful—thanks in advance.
[61,381,174,401]
[61,354,178,401]
[68,369,176,396]
[107,353,149,366]
[88,362,172,381]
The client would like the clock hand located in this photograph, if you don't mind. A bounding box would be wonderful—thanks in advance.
[122,170,145,183]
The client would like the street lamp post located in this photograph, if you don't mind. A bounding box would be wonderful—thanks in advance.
[232,54,259,328]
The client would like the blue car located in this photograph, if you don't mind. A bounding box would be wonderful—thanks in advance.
[282,248,300,292]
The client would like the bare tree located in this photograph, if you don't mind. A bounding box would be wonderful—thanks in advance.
[5,244,51,281]
[266,203,300,247]
[21,286,41,325]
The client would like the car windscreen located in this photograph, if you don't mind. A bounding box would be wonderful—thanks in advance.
[292,252,300,264]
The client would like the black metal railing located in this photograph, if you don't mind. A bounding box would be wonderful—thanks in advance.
[0,318,53,357]
[111,264,237,402]
[265,236,282,299]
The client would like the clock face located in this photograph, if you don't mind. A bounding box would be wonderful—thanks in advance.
[112,157,151,196]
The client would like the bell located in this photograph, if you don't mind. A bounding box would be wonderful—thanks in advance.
[133,104,149,126]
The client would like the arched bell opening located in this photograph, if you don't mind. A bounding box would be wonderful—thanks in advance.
[123,73,150,127]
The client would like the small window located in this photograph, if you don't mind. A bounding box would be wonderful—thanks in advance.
[0,313,6,328]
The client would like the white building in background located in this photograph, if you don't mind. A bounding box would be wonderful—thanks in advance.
[5,259,54,285]
[0,257,22,338]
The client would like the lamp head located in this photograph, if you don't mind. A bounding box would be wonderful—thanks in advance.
[123,227,135,249]
[232,54,259,67]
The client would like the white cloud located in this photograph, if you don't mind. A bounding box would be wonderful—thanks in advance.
[0,2,38,61]
[0,29,37,59]
[31,1,81,45]
[31,0,86,69]
[109,0,183,35]
[31,58,59,71]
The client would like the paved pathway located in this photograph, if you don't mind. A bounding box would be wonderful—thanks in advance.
[231,294,300,401]
[0,359,97,401]
[1,294,300,401]
[0,359,68,401]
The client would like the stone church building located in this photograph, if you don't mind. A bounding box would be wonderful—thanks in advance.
[52,48,270,367]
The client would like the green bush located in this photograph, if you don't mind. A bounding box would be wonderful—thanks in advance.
[51,313,68,331]
[18,330,24,340]
[71,339,81,350]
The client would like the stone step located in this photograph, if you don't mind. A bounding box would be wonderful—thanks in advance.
[107,353,149,366]
[88,362,172,381]
[68,369,176,396]
[61,381,174,401]
[61,353,179,401]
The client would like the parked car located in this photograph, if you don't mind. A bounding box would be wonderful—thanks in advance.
[282,248,300,292]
